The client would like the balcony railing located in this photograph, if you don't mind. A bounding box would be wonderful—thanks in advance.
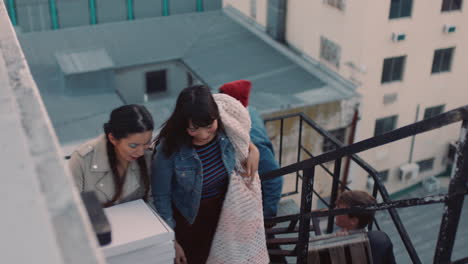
[261,106,468,264]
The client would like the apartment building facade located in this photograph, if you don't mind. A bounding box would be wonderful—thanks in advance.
[225,0,468,193]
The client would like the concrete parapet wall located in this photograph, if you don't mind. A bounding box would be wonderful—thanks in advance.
[0,2,105,264]
[4,0,222,32]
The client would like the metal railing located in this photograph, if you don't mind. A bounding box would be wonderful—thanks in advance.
[261,105,468,264]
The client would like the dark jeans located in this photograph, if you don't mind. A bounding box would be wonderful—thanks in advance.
[174,191,226,264]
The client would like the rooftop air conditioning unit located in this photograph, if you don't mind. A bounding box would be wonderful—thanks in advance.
[399,163,419,184]
[423,176,440,193]
[443,24,456,34]
[392,32,406,42]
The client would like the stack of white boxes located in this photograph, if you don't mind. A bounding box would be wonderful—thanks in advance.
[102,199,174,264]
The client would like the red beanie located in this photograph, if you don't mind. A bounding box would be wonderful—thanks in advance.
[218,80,252,107]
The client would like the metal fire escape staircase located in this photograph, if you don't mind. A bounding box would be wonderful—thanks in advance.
[260,106,468,264]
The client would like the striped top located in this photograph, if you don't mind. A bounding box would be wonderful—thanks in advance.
[194,138,228,199]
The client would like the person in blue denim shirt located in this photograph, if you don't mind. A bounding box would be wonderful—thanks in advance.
[151,85,259,264]
[219,80,283,219]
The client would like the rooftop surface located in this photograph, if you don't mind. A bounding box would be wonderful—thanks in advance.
[375,179,468,263]
[17,10,357,147]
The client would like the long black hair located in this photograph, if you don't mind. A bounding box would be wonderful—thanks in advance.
[103,104,154,207]
[157,85,223,156]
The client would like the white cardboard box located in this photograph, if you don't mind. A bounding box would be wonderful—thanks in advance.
[107,242,175,264]
[102,199,174,264]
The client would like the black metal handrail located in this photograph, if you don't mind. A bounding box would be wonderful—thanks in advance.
[261,105,468,264]
[264,111,421,262]
[262,106,467,180]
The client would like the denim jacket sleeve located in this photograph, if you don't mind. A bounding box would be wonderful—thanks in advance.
[151,143,176,229]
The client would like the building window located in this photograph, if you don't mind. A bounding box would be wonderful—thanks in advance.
[187,72,194,87]
[431,47,454,74]
[383,93,398,105]
[442,0,463,11]
[146,70,167,94]
[324,0,346,10]
[367,170,389,189]
[374,115,398,136]
[371,170,390,183]
[424,105,445,120]
[250,0,257,19]
[389,0,413,19]
[417,158,435,172]
[447,141,458,163]
[322,128,346,152]
[381,56,406,83]
[377,170,390,182]
[320,36,341,68]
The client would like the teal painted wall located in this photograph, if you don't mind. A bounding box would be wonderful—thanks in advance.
[7,0,221,32]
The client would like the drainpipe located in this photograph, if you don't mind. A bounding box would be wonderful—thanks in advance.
[162,0,169,16]
[127,0,134,20]
[89,0,97,24]
[49,0,59,29]
[408,104,419,163]
[340,107,359,193]
[196,0,204,12]
[6,0,17,26]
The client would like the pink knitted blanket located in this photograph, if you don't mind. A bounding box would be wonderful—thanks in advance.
[206,94,269,264]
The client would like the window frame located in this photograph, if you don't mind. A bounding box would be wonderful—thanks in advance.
[381,56,406,84]
[145,69,167,95]
[441,0,463,12]
[250,0,257,19]
[367,170,389,189]
[389,0,413,19]
[322,127,346,152]
[417,158,435,172]
[423,104,445,120]
[431,47,455,74]
[320,36,342,68]
[374,115,398,136]
[323,0,346,11]
[374,170,389,182]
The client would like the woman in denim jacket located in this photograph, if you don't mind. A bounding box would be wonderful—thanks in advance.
[151,85,259,264]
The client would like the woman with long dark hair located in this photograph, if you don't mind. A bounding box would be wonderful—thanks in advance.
[151,85,260,264]
[69,104,154,207]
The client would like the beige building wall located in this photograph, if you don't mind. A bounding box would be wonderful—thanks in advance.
[223,0,267,28]
[225,0,468,193]
[223,0,250,16]
[256,0,268,28]
[348,0,467,193]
